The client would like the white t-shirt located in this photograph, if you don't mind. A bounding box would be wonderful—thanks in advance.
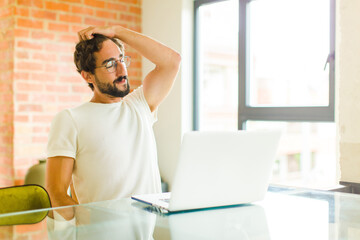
[47,86,162,204]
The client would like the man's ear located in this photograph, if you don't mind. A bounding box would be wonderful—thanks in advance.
[81,71,94,84]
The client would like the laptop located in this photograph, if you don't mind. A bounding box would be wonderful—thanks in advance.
[132,130,281,213]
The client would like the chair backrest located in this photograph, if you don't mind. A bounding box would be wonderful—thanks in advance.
[0,184,51,225]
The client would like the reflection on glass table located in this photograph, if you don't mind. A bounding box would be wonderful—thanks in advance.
[0,187,360,239]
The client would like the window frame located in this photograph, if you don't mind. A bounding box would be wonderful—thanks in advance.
[193,0,336,130]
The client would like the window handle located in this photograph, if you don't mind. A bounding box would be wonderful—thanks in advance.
[324,52,335,70]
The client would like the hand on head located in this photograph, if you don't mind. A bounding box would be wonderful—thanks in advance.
[77,26,118,41]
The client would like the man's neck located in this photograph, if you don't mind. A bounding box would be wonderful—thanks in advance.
[90,92,123,104]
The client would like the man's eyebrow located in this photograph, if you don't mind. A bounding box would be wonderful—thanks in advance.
[101,54,124,65]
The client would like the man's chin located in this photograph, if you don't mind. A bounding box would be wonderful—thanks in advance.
[97,81,130,98]
[117,85,130,97]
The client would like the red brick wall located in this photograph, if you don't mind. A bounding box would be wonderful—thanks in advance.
[0,0,142,187]
[0,0,15,187]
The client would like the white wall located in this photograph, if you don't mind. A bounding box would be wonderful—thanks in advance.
[142,0,193,188]
[337,0,360,183]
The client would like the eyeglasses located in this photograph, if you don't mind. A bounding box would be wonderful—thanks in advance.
[95,56,131,73]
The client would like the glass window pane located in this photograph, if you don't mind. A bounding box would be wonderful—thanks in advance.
[197,0,238,131]
[246,121,336,189]
[248,0,330,107]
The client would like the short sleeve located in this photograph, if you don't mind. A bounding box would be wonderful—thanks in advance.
[47,110,77,159]
[124,86,158,125]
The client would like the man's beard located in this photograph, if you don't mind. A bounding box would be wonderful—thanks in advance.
[94,75,130,98]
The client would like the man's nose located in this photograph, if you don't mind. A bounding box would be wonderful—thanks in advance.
[116,60,127,75]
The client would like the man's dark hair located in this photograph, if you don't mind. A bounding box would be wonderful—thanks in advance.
[74,34,124,91]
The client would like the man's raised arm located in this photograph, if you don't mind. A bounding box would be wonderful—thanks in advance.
[78,25,181,111]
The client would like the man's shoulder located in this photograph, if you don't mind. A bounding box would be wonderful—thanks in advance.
[53,102,90,122]
[124,85,144,101]
[124,85,149,108]
[71,101,93,110]
[124,85,157,122]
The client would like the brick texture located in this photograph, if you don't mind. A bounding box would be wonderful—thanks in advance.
[1,0,142,188]
[0,0,15,188]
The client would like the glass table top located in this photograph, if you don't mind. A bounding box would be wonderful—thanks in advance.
[1,187,360,240]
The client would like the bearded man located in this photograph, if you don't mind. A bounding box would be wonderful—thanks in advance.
[45,25,181,208]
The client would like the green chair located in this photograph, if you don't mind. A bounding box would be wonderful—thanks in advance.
[0,184,51,226]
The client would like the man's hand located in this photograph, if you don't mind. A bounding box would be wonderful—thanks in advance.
[78,26,119,41]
